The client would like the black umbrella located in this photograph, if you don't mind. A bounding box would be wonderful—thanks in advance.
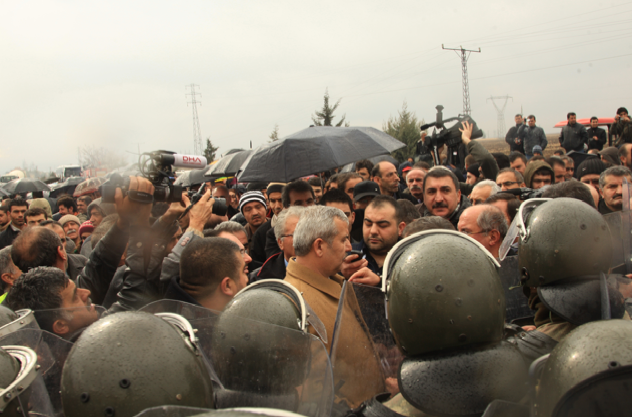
[205,150,253,178]
[2,178,51,195]
[339,154,400,173]
[174,169,207,188]
[49,176,85,198]
[0,187,7,197]
[237,126,405,182]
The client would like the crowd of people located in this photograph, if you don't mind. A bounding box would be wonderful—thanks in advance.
[1,109,632,417]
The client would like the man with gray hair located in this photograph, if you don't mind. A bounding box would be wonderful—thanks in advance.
[468,180,501,206]
[249,207,304,282]
[284,205,386,407]
[598,165,632,214]
[457,204,508,258]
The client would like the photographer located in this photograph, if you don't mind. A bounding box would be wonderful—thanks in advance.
[612,107,632,146]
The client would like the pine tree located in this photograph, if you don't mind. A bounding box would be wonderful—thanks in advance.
[203,138,219,162]
[383,102,424,162]
[312,89,349,127]
[269,124,280,142]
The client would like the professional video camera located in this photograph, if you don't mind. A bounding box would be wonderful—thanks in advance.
[186,183,228,217]
[416,105,484,166]
[102,150,207,204]
[503,186,548,200]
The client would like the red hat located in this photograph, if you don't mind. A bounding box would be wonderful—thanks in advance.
[79,221,94,236]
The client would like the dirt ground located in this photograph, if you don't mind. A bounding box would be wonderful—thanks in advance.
[477,134,562,157]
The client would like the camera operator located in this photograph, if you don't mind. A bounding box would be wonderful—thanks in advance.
[612,107,632,146]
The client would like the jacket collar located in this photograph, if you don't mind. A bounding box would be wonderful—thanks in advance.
[286,258,344,300]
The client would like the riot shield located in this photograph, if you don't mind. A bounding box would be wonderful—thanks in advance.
[0,309,40,337]
[498,256,533,323]
[330,282,404,410]
[188,313,334,417]
[0,328,74,417]
[134,406,311,417]
[0,345,57,417]
[140,299,220,320]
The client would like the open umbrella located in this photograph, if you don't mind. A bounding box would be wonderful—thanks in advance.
[205,150,253,178]
[174,169,206,188]
[237,126,405,182]
[339,154,399,174]
[2,178,51,195]
[50,176,85,198]
[73,177,107,197]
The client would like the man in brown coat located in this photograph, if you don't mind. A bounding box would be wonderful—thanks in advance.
[285,205,385,408]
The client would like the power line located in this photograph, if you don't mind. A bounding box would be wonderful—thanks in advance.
[442,45,481,115]
[487,96,513,139]
[186,84,203,156]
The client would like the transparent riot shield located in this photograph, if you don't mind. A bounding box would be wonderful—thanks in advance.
[188,313,334,417]
[0,327,74,417]
[133,406,312,417]
[498,256,533,323]
[0,344,57,417]
[0,309,40,337]
[140,299,220,321]
[329,282,404,410]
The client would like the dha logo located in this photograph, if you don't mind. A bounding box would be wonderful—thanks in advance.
[183,156,202,164]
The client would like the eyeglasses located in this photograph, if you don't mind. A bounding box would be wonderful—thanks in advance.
[497,181,518,188]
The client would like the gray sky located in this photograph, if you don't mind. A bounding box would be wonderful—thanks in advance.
[2,0,631,174]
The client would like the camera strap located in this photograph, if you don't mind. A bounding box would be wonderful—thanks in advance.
[127,190,154,204]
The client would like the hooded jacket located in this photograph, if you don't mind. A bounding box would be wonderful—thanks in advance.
[524,161,554,189]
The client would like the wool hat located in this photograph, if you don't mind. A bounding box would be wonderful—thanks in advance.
[79,221,94,236]
[532,145,543,155]
[59,214,81,228]
[238,191,267,214]
[29,198,53,218]
[576,157,606,180]
[466,163,480,178]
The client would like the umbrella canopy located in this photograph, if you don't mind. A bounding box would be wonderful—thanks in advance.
[50,176,85,198]
[238,126,405,182]
[0,188,7,197]
[73,177,107,197]
[205,150,253,178]
[339,154,399,173]
[2,178,51,195]
[174,169,206,188]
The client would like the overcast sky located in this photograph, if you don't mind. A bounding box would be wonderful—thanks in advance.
[1,0,631,174]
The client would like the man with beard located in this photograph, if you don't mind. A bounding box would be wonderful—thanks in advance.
[405,168,424,205]
[250,184,284,264]
[0,205,9,232]
[598,165,632,214]
[587,116,607,151]
[238,191,267,255]
[341,196,404,283]
[420,167,471,229]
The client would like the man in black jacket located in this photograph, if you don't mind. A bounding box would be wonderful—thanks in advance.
[249,206,304,282]
[505,114,526,154]
[559,112,588,153]
[586,117,607,151]
[0,199,28,250]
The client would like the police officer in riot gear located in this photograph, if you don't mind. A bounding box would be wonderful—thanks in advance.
[517,198,625,341]
[0,344,48,417]
[352,230,549,417]
[534,319,632,416]
[61,311,215,417]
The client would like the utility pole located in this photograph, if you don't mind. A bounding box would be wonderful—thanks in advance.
[442,45,481,116]
[186,84,203,156]
[487,95,513,139]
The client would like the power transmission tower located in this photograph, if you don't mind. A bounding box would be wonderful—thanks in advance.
[487,95,513,139]
[442,45,481,116]
[186,84,203,155]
